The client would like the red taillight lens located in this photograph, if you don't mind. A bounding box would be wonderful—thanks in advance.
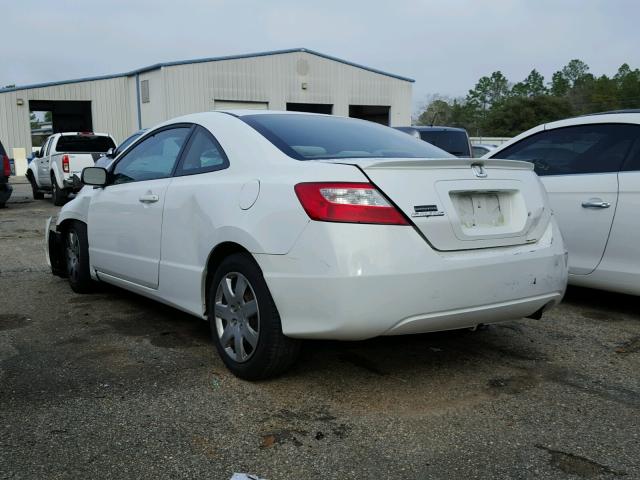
[294,182,409,225]
[2,155,10,177]
[62,154,70,173]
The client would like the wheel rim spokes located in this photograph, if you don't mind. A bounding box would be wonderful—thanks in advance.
[214,272,260,363]
[66,231,80,280]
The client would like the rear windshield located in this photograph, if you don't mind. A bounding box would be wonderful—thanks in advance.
[241,114,453,160]
[419,131,470,157]
[56,135,116,153]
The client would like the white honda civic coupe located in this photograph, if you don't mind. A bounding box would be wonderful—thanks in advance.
[46,111,568,379]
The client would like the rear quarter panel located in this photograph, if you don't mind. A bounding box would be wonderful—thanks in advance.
[155,112,369,316]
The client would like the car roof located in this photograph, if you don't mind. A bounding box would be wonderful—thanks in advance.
[544,111,640,130]
[405,126,467,133]
[219,109,332,117]
[583,109,640,116]
[54,132,112,137]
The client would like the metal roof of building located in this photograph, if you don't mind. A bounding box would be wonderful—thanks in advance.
[0,48,414,93]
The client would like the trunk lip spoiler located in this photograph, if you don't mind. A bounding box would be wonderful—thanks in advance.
[320,157,534,171]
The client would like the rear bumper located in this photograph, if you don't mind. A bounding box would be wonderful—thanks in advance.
[63,174,82,192]
[255,220,568,340]
[0,179,12,204]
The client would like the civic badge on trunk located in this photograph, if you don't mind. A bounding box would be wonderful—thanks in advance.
[472,163,487,178]
[411,204,445,218]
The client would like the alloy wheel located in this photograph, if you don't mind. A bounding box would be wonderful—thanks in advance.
[214,272,260,362]
[66,230,80,282]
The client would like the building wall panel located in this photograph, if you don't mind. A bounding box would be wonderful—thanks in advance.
[0,51,412,158]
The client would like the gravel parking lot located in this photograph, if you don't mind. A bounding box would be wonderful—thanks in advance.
[1,179,639,480]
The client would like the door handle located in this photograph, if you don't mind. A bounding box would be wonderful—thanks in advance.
[139,194,159,204]
[581,199,611,209]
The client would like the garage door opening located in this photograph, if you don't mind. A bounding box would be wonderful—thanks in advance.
[349,105,390,125]
[29,100,93,147]
[286,103,333,114]
[29,110,53,148]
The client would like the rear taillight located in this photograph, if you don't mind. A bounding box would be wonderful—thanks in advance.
[2,155,10,177]
[62,154,70,173]
[294,182,409,225]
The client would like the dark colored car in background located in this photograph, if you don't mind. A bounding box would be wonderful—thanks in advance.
[0,138,13,208]
[394,126,473,157]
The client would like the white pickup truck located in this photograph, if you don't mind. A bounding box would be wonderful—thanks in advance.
[27,132,116,205]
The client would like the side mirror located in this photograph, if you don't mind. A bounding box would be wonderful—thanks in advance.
[35,149,42,158]
[81,167,108,187]
[105,147,115,158]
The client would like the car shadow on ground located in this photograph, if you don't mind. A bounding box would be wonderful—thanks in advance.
[92,281,551,386]
[562,285,638,317]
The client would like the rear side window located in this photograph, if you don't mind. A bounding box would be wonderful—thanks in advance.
[242,114,452,160]
[56,135,116,153]
[419,131,470,157]
[175,126,229,176]
[0,139,5,156]
[496,124,640,175]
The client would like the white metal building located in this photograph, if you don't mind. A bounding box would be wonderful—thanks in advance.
[0,48,413,174]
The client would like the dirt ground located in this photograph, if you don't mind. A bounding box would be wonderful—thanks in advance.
[1,179,638,479]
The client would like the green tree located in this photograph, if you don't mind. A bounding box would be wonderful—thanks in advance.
[550,71,571,96]
[416,99,452,125]
[30,112,37,129]
[466,71,510,109]
[483,96,573,137]
[614,63,640,109]
[512,69,547,97]
[562,59,591,87]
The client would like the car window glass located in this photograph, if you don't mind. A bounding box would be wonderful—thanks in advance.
[112,127,190,184]
[44,137,52,156]
[622,137,640,171]
[176,127,229,175]
[56,135,115,153]
[472,146,489,157]
[115,131,144,156]
[242,114,453,160]
[419,131,470,157]
[496,124,640,175]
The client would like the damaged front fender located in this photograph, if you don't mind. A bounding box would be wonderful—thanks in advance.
[45,216,67,278]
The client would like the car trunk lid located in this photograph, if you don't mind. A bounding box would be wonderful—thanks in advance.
[329,158,551,251]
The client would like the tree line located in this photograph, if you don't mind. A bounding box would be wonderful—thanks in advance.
[415,60,640,137]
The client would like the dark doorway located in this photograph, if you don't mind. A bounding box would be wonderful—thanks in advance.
[349,105,390,125]
[29,100,93,134]
[286,103,333,114]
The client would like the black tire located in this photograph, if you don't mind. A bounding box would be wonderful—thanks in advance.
[64,221,93,294]
[52,175,68,206]
[28,174,44,200]
[208,253,301,380]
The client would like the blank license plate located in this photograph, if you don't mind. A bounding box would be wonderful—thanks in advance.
[451,192,505,228]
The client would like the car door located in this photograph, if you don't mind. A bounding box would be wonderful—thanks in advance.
[38,136,53,186]
[493,124,636,275]
[88,125,192,288]
[594,132,640,289]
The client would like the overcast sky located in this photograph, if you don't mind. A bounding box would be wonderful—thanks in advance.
[2,0,639,109]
